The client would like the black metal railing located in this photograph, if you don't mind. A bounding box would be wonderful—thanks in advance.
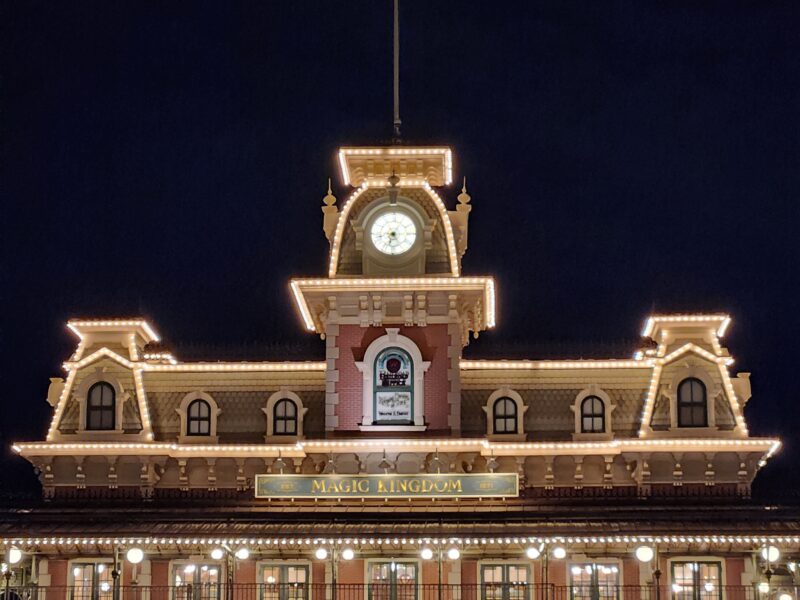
[0,583,773,600]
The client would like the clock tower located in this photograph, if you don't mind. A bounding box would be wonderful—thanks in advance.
[290,145,495,435]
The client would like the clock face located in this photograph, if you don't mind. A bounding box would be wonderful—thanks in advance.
[370,212,417,255]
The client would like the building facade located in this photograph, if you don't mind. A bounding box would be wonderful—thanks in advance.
[2,144,797,600]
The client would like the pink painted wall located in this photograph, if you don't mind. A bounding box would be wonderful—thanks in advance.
[335,324,451,431]
[726,558,744,586]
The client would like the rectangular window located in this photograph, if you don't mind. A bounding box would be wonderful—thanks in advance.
[569,563,620,600]
[70,562,114,600]
[368,562,418,600]
[671,562,722,600]
[172,563,222,600]
[480,563,530,600]
[260,564,310,600]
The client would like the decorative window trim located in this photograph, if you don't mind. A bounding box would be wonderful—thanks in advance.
[176,392,221,444]
[666,556,726,598]
[477,561,533,586]
[168,560,224,587]
[667,364,719,432]
[483,388,527,441]
[257,560,313,585]
[74,369,129,436]
[263,390,308,443]
[571,386,615,441]
[67,558,118,588]
[356,329,430,432]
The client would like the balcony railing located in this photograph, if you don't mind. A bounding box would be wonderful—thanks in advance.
[0,584,776,600]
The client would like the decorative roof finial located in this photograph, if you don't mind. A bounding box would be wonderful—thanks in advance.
[322,178,337,206]
[457,176,471,205]
[392,0,402,141]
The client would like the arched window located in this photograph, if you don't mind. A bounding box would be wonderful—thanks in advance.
[187,399,211,436]
[580,396,605,433]
[678,377,708,427]
[86,382,115,430]
[273,399,298,435]
[373,347,414,425]
[492,397,517,434]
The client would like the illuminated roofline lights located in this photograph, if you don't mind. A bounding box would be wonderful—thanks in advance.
[14,437,780,460]
[291,277,495,333]
[327,182,460,278]
[67,319,161,343]
[460,359,653,370]
[2,533,799,548]
[338,147,453,187]
[641,314,731,339]
[637,342,747,437]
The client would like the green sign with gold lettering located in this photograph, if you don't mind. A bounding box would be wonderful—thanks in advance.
[255,473,518,499]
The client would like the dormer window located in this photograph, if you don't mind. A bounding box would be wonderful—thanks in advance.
[374,347,414,425]
[273,398,298,436]
[580,396,606,433]
[492,397,518,434]
[678,377,708,427]
[86,382,115,431]
[483,389,527,440]
[177,392,221,443]
[186,399,211,436]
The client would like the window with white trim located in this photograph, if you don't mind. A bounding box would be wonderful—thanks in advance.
[368,561,418,600]
[580,396,605,434]
[677,378,708,428]
[70,562,114,600]
[86,382,115,431]
[259,564,309,600]
[492,397,518,434]
[569,563,619,600]
[172,563,222,600]
[480,564,531,600]
[273,399,298,436]
[670,561,721,600]
[187,399,211,436]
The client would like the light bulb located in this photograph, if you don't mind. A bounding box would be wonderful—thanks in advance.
[421,548,434,560]
[126,548,144,564]
[97,564,105,574]
[525,547,541,560]
[100,582,110,592]
[315,547,328,560]
[235,547,250,560]
[779,593,793,600]
[552,547,567,560]
[210,548,224,560]
[73,567,81,578]
[341,548,355,561]
[758,583,770,594]
[447,547,461,560]
[635,546,654,563]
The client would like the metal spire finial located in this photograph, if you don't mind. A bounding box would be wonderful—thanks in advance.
[392,0,402,141]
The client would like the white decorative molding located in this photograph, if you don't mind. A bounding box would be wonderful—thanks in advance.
[355,328,430,431]
[176,391,221,444]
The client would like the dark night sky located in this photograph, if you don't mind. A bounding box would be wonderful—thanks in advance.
[2,1,799,499]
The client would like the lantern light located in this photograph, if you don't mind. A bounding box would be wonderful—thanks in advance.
[126,548,144,564]
[6,548,22,565]
[210,548,224,560]
[235,548,250,560]
[762,546,780,563]
[779,593,793,600]
[525,547,541,560]
[447,547,461,560]
[635,546,655,563]
[552,547,567,560]
[758,583,770,594]
[341,548,355,561]
[421,548,434,561]
[315,548,329,560]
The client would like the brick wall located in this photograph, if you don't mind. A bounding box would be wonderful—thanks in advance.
[335,324,451,431]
